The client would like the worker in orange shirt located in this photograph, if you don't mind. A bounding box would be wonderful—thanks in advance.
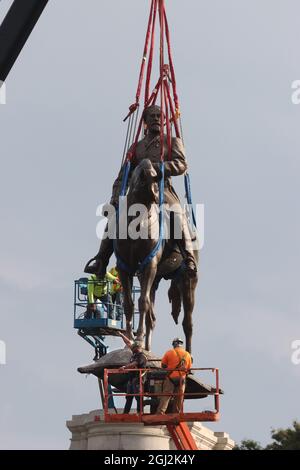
[156,338,192,414]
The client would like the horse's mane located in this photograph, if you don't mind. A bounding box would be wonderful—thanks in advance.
[129,159,154,190]
[128,159,158,205]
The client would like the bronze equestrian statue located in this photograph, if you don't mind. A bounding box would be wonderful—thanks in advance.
[84,105,198,353]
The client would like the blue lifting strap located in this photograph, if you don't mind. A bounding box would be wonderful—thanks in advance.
[184,172,197,228]
[120,161,131,197]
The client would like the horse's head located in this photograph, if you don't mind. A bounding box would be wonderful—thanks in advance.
[128,159,159,205]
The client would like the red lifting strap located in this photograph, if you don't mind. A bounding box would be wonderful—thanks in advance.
[136,0,155,105]
[164,9,180,113]
[145,0,158,105]
[124,0,156,122]
[159,0,165,162]
[125,0,182,163]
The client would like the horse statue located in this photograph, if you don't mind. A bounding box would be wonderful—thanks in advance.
[114,159,198,353]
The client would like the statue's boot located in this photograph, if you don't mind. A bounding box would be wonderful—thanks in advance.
[179,242,197,276]
[84,237,114,277]
[179,218,198,276]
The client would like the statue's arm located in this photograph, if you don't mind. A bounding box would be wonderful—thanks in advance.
[163,137,187,177]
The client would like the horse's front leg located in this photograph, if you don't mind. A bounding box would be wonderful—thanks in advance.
[118,270,134,340]
[137,261,157,349]
[145,285,156,351]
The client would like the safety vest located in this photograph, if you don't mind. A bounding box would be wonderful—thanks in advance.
[109,267,122,293]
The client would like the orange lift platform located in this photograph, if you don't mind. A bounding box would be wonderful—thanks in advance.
[99,367,220,450]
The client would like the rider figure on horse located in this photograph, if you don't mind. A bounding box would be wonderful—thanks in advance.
[84,105,197,278]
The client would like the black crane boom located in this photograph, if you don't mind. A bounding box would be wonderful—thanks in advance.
[0,0,49,82]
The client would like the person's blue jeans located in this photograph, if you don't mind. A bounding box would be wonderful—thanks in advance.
[112,292,123,321]
[100,294,113,319]
[123,377,142,414]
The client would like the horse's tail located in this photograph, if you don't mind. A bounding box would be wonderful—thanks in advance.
[168,280,182,325]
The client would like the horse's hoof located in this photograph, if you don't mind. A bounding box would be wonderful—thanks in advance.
[171,311,180,325]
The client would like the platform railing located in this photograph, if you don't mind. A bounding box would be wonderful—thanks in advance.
[103,367,220,425]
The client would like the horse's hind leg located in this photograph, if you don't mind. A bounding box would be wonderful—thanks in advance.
[168,280,181,325]
[181,274,198,354]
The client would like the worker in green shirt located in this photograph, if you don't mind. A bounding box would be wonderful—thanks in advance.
[109,266,123,321]
[87,271,120,319]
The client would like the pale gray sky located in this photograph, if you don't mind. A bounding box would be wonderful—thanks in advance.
[0,0,299,449]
